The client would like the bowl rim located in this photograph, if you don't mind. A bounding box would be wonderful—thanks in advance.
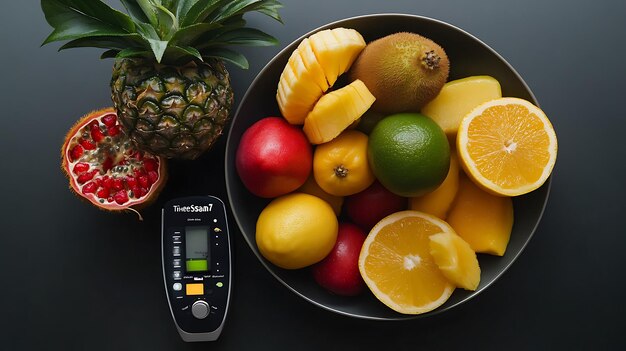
[225,13,552,320]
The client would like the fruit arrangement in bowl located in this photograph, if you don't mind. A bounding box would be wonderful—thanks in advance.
[225,14,557,319]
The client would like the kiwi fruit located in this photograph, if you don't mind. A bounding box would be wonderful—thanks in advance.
[349,32,449,114]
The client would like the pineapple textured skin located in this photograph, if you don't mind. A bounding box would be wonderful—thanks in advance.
[41,0,283,159]
[111,58,234,160]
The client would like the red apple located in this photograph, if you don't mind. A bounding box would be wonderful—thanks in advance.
[236,117,312,198]
[312,222,366,296]
[345,180,407,231]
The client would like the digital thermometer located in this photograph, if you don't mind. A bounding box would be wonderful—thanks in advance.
[161,196,231,342]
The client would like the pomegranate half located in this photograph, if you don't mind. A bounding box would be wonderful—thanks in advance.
[61,108,167,215]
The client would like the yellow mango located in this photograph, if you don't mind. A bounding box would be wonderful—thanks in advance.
[421,76,502,141]
[296,175,344,215]
[303,79,375,144]
[409,152,460,219]
[447,174,513,256]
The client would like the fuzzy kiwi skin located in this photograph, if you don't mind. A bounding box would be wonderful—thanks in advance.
[349,32,450,114]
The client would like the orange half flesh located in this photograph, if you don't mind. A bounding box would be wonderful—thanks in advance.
[457,97,557,196]
[359,211,455,314]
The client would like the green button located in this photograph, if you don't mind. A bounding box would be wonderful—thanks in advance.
[216,282,223,288]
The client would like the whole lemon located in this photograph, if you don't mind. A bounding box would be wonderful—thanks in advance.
[256,193,338,269]
[368,113,450,197]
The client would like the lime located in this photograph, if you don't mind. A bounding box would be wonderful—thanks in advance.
[368,113,450,197]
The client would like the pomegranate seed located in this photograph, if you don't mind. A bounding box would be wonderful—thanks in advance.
[82,182,97,194]
[93,177,101,187]
[77,170,97,184]
[91,128,105,143]
[138,175,149,188]
[112,178,124,191]
[147,171,158,185]
[73,162,89,174]
[114,190,129,205]
[97,188,110,199]
[101,114,117,127]
[102,176,112,189]
[107,125,121,137]
[79,138,96,150]
[107,196,114,202]
[89,120,100,130]
[70,145,84,161]
[137,187,148,197]
[143,158,157,172]
[102,157,113,173]
[134,167,146,176]
[125,176,137,188]
[130,186,141,198]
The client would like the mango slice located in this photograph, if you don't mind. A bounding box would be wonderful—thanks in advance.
[296,175,344,215]
[446,174,514,256]
[410,152,460,219]
[421,76,502,140]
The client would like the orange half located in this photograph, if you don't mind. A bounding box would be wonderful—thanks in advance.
[358,211,455,314]
[457,97,558,196]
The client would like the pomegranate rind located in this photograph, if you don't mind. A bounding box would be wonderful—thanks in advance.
[61,107,167,214]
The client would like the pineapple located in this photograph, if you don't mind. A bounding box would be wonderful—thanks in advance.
[277,28,366,125]
[41,0,283,159]
[303,79,375,144]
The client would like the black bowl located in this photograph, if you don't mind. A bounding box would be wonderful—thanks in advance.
[225,14,550,320]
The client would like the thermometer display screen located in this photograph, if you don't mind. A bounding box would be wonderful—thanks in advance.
[185,226,210,272]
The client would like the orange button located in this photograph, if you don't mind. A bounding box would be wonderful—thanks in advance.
[186,283,204,296]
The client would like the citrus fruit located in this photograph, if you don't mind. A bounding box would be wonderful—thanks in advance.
[296,175,344,215]
[421,75,502,141]
[429,231,481,291]
[236,117,312,198]
[409,152,460,219]
[456,97,558,196]
[368,113,450,197]
[256,193,338,269]
[358,210,455,314]
[355,109,386,135]
[313,130,375,196]
[447,174,513,256]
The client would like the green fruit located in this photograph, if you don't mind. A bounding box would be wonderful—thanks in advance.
[355,110,386,134]
[350,32,449,114]
[368,113,450,197]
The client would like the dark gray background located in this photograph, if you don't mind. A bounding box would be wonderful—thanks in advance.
[2,0,625,350]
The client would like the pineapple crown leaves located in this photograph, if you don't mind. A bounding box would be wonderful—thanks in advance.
[41,0,283,68]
